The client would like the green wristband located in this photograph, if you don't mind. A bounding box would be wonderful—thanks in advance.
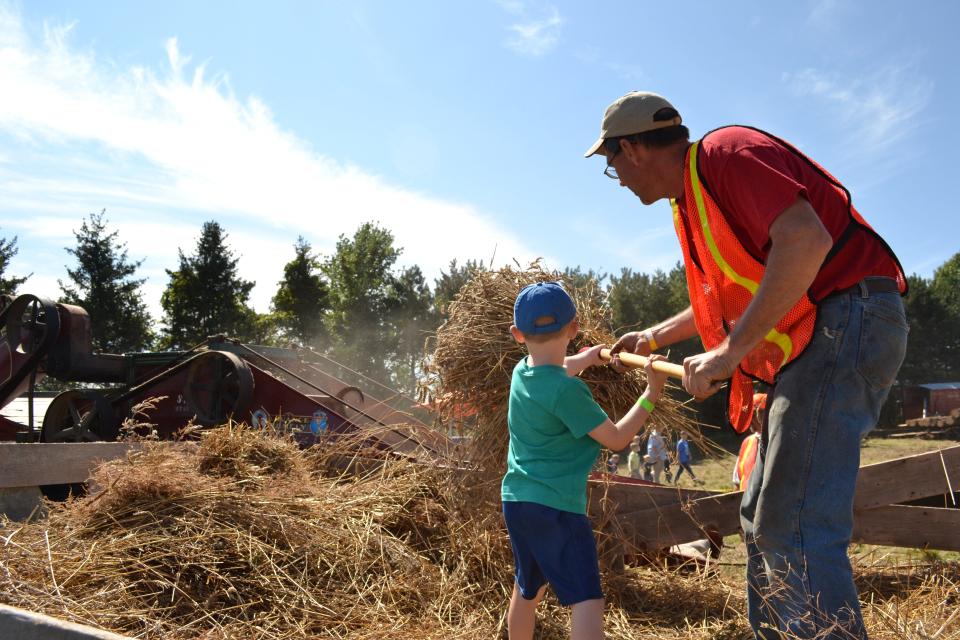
[636,396,655,413]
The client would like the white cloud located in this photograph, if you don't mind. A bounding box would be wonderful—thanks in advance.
[782,64,932,158]
[505,6,562,57]
[0,6,542,316]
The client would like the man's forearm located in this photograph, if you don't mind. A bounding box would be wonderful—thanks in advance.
[650,307,698,348]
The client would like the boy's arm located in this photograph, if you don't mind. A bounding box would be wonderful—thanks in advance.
[563,344,605,377]
[587,356,669,451]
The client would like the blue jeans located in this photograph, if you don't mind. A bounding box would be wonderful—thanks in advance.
[740,290,907,639]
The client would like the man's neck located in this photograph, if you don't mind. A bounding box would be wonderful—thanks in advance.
[668,141,692,200]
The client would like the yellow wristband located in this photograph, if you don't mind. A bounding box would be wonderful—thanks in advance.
[635,396,655,413]
[645,329,658,352]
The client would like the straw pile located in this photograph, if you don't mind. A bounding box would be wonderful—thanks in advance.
[1,425,957,639]
[420,262,708,474]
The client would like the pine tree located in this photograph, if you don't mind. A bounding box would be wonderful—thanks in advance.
[160,221,255,349]
[272,237,329,346]
[433,258,483,320]
[322,222,401,385]
[59,211,153,353]
[0,232,29,295]
[388,265,434,394]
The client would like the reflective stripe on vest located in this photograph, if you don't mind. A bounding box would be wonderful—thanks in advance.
[671,140,819,432]
[684,142,795,367]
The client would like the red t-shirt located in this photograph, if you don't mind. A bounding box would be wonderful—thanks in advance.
[675,126,900,300]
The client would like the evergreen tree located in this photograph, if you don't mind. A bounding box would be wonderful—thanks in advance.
[899,270,960,385]
[59,211,153,353]
[931,251,960,319]
[0,232,29,295]
[322,222,401,385]
[160,221,255,349]
[609,262,690,343]
[563,266,609,314]
[388,265,434,394]
[433,259,484,320]
[272,237,329,346]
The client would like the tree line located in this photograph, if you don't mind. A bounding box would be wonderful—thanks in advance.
[1,212,957,423]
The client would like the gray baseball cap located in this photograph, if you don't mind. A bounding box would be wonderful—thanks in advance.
[584,91,682,158]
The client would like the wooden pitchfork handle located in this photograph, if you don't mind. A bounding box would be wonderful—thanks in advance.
[599,348,685,380]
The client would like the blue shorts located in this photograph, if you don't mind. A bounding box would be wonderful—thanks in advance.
[502,501,603,606]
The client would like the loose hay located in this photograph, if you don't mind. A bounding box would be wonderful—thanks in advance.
[420,261,712,475]
[0,425,957,639]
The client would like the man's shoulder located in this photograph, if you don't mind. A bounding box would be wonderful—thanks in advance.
[700,125,781,157]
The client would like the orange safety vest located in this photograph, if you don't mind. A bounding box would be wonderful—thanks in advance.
[672,128,906,432]
[736,433,760,491]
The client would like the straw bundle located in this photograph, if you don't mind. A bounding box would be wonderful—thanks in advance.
[420,262,705,474]
[1,425,956,639]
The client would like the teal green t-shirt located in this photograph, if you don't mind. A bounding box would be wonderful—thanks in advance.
[501,357,609,514]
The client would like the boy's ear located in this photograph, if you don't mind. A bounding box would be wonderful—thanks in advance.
[510,325,526,343]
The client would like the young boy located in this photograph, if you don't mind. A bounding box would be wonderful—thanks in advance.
[501,281,668,640]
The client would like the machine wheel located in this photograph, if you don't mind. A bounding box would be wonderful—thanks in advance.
[335,385,365,417]
[184,351,254,425]
[4,294,59,355]
[41,390,118,442]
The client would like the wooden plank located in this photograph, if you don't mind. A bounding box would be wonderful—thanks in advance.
[0,442,141,488]
[854,445,960,510]
[610,490,744,549]
[587,479,714,517]
[852,505,960,551]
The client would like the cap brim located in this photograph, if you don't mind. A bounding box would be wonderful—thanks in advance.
[584,136,605,158]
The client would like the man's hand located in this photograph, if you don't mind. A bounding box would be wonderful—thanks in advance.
[683,344,738,399]
[609,331,652,373]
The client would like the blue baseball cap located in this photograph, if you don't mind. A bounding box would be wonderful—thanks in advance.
[513,281,577,335]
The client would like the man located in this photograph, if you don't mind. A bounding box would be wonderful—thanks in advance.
[645,428,668,483]
[674,432,700,485]
[588,91,908,639]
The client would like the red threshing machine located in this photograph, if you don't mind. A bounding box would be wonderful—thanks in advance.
[0,293,448,457]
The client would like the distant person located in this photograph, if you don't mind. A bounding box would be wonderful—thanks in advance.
[733,393,766,491]
[673,433,701,485]
[645,428,668,483]
[605,453,620,475]
[501,282,668,640]
[627,436,642,479]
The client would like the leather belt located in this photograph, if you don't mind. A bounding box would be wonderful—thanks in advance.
[825,276,900,299]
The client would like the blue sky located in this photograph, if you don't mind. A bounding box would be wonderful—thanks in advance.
[0,1,956,318]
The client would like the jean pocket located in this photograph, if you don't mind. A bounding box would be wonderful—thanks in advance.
[856,304,908,391]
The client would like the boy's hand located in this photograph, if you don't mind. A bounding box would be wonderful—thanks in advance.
[609,331,653,372]
[644,354,669,395]
[579,343,607,367]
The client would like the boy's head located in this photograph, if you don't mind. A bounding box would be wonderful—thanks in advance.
[610,454,620,463]
[510,281,578,344]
